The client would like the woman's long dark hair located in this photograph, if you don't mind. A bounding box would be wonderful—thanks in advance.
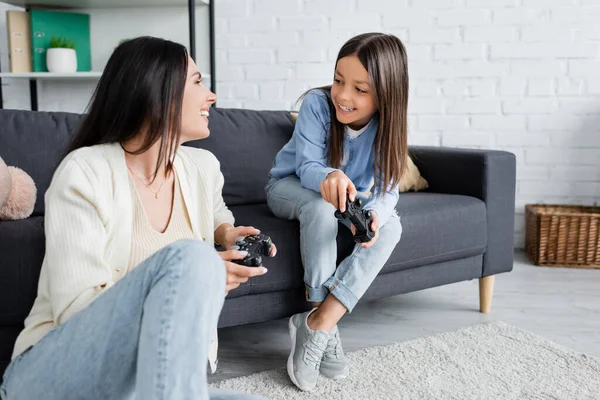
[68,36,189,182]
[301,33,409,195]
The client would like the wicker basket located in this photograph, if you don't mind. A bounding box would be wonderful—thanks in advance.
[525,204,600,268]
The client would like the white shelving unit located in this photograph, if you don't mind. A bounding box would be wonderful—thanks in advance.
[0,72,211,80]
[0,0,215,110]
[0,72,103,79]
[2,0,209,9]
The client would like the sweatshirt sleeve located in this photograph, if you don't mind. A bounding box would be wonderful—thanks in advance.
[45,158,114,326]
[211,155,235,230]
[294,91,339,193]
[362,174,400,228]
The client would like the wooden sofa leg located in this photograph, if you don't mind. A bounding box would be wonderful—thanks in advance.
[479,275,495,313]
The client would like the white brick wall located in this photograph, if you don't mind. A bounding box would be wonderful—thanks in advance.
[2,0,600,249]
[214,0,600,249]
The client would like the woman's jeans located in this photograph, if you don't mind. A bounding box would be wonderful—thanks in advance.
[0,239,265,400]
[266,176,402,312]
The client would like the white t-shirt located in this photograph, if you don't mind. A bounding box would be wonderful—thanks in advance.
[341,120,372,167]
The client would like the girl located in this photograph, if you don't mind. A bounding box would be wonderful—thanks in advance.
[0,37,272,400]
[265,33,407,392]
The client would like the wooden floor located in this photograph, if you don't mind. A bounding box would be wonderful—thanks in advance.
[209,251,600,383]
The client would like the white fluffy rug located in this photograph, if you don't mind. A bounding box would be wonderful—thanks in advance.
[210,321,600,400]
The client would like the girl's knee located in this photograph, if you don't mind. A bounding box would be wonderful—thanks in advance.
[300,198,337,221]
[381,214,402,244]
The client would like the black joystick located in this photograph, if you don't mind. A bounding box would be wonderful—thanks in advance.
[334,196,375,243]
[231,234,273,267]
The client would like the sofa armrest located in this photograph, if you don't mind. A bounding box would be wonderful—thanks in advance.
[409,146,516,277]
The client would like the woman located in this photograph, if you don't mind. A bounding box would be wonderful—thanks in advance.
[0,36,273,400]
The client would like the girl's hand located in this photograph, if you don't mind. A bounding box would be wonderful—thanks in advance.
[218,250,268,295]
[351,211,380,249]
[320,171,358,212]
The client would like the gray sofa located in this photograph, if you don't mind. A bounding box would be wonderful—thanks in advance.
[0,107,516,379]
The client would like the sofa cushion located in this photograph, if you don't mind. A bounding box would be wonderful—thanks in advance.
[185,108,294,206]
[336,192,487,273]
[228,193,487,299]
[0,218,45,326]
[0,326,23,380]
[0,110,81,216]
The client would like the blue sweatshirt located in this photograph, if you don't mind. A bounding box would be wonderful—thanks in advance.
[268,89,400,226]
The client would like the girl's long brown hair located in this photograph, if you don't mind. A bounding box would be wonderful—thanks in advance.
[302,33,409,195]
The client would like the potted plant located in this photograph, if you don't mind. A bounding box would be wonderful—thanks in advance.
[46,36,77,73]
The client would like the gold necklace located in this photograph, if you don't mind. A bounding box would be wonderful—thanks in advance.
[127,165,167,199]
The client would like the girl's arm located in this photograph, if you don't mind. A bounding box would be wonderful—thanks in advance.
[45,158,113,325]
[294,92,339,193]
[363,177,400,227]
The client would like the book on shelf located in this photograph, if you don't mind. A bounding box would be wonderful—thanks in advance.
[6,10,32,73]
[30,10,92,73]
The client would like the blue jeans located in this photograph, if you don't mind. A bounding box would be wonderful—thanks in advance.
[265,176,402,312]
[0,240,265,400]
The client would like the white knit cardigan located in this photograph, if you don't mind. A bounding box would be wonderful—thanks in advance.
[12,142,235,373]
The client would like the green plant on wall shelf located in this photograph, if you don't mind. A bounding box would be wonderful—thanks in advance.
[46,36,78,73]
[49,36,76,49]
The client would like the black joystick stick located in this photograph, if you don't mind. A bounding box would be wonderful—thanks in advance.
[334,196,375,243]
[231,234,273,267]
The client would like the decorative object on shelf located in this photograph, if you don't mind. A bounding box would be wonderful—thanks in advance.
[46,36,77,73]
[6,10,33,73]
[0,157,37,221]
[526,204,600,269]
[30,9,91,72]
[0,0,214,111]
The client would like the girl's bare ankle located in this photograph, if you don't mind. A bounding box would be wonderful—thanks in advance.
[307,310,335,332]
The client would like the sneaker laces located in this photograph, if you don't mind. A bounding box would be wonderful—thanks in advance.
[324,332,342,360]
[303,335,327,368]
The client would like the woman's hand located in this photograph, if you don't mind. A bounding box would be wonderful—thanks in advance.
[221,226,260,250]
[320,171,358,212]
[218,250,268,295]
[351,211,380,249]
[221,225,277,257]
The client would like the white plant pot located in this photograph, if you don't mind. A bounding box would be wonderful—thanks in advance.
[46,48,77,73]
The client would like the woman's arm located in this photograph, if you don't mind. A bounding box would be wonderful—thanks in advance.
[214,222,234,247]
[211,155,235,246]
[212,168,260,249]
[45,158,113,325]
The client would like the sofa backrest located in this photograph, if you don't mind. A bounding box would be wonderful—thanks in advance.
[0,109,82,216]
[185,107,294,206]
[0,107,294,215]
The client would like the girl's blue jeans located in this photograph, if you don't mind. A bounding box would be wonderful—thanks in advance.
[265,176,402,312]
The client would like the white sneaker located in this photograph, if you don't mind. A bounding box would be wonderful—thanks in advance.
[287,309,329,392]
[319,325,349,380]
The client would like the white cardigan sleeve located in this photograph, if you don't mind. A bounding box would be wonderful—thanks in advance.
[211,156,235,231]
[44,157,114,325]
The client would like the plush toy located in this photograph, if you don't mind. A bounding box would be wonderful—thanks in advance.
[0,157,37,220]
